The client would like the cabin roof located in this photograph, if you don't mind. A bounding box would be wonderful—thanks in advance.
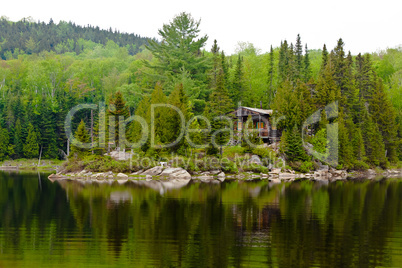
[232,106,273,115]
[243,107,273,115]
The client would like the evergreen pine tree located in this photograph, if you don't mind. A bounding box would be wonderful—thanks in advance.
[150,82,168,149]
[108,90,129,148]
[295,81,314,124]
[337,114,354,169]
[220,51,229,89]
[332,38,348,109]
[267,45,275,106]
[145,12,209,89]
[350,122,366,162]
[369,78,399,162]
[129,95,151,152]
[23,123,39,159]
[284,125,308,163]
[295,34,303,80]
[314,56,340,108]
[303,44,312,83]
[13,118,23,158]
[345,51,360,119]
[205,67,233,156]
[271,80,301,129]
[278,40,289,82]
[318,109,329,130]
[361,110,387,167]
[355,53,376,103]
[70,120,90,159]
[321,44,329,70]
[288,43,296,83]
[40,107,58,159]
[187,118,204,149]
[230,54,243,104]
[0,126,10,161]
[167,83,190,153]
[210,39,220,90]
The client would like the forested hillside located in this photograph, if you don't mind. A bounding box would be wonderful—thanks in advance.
[0,12,400,170]
[0,16,151,59]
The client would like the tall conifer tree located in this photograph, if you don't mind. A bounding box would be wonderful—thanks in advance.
[23,123,39,159]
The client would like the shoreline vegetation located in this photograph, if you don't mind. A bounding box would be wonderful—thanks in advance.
[0,159,64,171]
[46,146,402,183]
[48,165,402,184]
[1,153,401,184]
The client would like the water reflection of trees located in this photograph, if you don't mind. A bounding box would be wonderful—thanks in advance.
[0,172,401,267]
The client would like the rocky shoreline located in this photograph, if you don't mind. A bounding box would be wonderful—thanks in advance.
[48,165,402,184]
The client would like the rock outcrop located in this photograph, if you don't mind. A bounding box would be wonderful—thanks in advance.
[160,167,191,179]
[141,166,163,176]
[249,155,262,165]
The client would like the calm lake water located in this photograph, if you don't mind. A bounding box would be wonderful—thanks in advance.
[0,171,401,268]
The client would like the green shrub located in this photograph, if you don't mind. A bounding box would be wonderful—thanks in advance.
[221,160,238,174]
[63,154,140,173]
[223,146,245,159]
[251,146,284,169]
[351,160,369,171]
[299,161,314,173]
[242,164,269,173]
[289,161,313,173]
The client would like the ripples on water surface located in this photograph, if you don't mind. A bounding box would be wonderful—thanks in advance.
[0,171,401,267]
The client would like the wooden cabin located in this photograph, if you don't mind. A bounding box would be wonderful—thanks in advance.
[229,106,280,143]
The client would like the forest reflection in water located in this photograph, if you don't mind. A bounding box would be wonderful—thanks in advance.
[0,171,401,267]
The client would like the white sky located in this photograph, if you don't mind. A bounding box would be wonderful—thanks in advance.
[2,0,401,55]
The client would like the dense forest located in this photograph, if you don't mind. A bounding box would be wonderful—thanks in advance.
[0,16,151,59]
[0,12,400,170]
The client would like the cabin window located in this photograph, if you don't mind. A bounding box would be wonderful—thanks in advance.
[255,122,264,129]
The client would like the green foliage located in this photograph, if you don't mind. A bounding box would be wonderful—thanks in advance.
[300,161,314,173]
[271,80,302,129]
[314,56,340,108]
[0,19,148,59]
[0,126,11,161]
[361,110,387,168]
[70,120,90,159]
[145,12,209,94]
[337,115,354,169]
[64,154,137,173]
[230,55,244,104]
[108,90,129,148]
[282,126,308,163]
[13,119,23,158]
[187,118,205,149]
[0,17,399,171]
[311,128,328,154]
[351,160,370,171]
[205,66,233,156]
[221,159,238,174]
[290,160,314,173]
[23,123,39,159]
[369,78,399,163]
[166,83,190,153]
[241,164,269,174]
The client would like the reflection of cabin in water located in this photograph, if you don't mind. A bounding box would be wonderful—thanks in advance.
[229,106,280,143]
